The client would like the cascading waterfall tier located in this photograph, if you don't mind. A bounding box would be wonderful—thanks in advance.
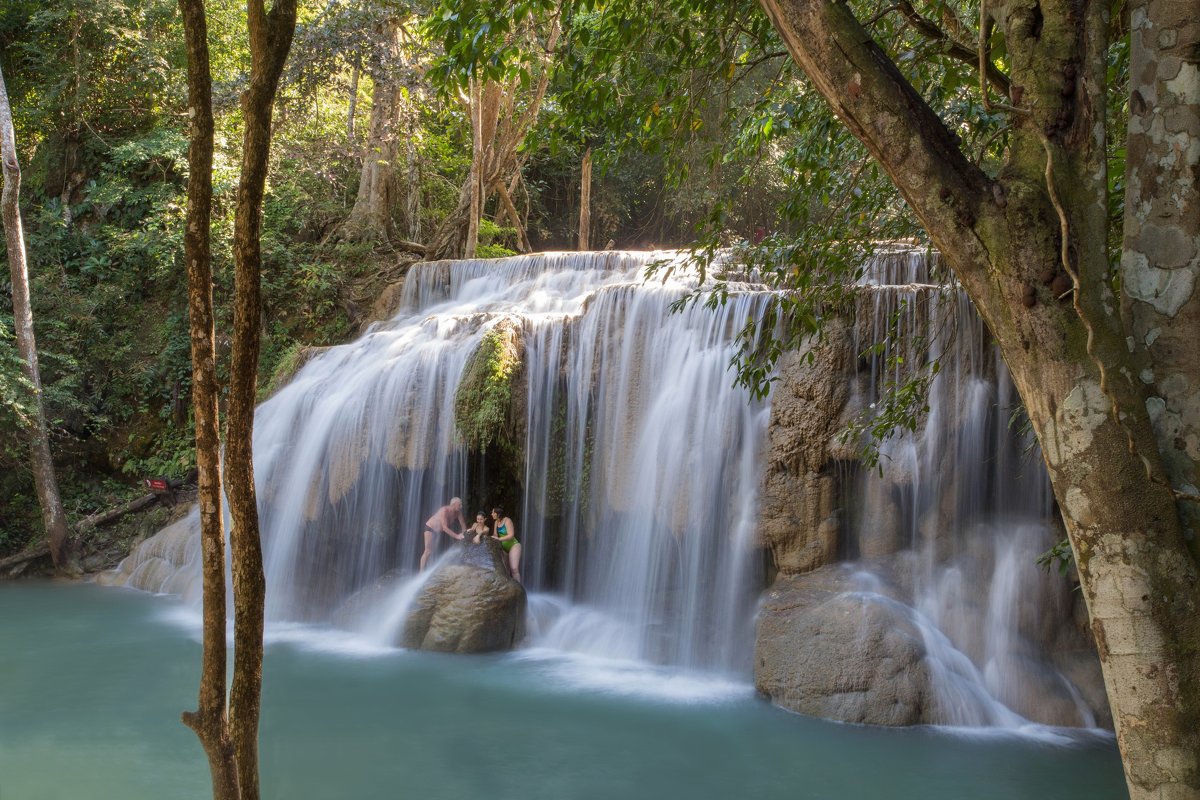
[107,247,1106,729]
[107,251,771,673]
[756,248,1107,729]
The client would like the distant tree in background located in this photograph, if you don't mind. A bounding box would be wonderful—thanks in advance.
[0,61,76,574]
[425,0,562,259]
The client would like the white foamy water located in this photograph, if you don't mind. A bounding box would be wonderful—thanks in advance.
[107,248,1099,727]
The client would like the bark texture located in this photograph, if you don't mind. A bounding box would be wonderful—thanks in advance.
[1121,0,1200,557]
[176,1,239,794]
[226,3,298,800]
[578,147,592,250]
[758,0,1200,795]
[0,62,76,574]
[342,19,402,239]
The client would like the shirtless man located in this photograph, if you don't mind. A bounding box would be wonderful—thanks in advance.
[421,496,466,571]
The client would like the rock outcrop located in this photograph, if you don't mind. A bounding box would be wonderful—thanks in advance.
[755,566,935,725]
[402,536,526,653]
[96,509,201,601]
[760,320,854,573]
[453,316,527,471]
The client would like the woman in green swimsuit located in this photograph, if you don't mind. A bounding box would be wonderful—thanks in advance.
[491,506,521,584]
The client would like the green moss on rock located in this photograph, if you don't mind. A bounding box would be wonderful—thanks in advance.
[454,319,525,458]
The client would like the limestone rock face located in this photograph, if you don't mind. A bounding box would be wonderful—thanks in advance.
[402,537,526,653]
[367,277,408,327]
[760,321,853,573]
[97,511,200,602]
[755,566,935,726]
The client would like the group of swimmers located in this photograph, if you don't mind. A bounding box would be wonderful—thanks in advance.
[422,497,521,583]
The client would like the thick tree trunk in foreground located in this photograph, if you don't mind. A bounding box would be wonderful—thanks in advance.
[226,3,297,799]
[758,0,1200,795]
[578,147,592,251]
[0,63,76,575]
[1121,0,1200,561]
[176,2,239,795]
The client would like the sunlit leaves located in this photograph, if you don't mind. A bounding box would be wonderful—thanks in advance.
[425,0,559,90]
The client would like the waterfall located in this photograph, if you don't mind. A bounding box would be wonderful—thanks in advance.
[106,247,1103,727]
[521,283,770,672]
[108,251,770,674]
[839,250,1098,727]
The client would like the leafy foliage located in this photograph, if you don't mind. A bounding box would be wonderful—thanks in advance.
[0,0,1134,558]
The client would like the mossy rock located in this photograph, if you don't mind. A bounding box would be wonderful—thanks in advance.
[454,318,526,466]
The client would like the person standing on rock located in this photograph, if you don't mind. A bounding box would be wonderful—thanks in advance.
[491,506,521,584]
[421,497,466,571]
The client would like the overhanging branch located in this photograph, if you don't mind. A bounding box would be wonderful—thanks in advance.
[757,0,1004,319]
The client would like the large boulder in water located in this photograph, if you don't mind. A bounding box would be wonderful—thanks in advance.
[402,537,526,653]
[755,566,936,726]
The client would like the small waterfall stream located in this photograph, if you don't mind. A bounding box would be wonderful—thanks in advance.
[105,248,1102,729]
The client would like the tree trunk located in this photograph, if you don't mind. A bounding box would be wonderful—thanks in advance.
[464,77,483,259]
[578,147,592,251]
[493,179,530,252]
[226,3,297,800]
[346,67,358,144]
[1120,0,1200,561]
[404,109,420,242]
[0,62,76,575]
[176,2,240,795]
[757,0,1200,795]
[343,20,402,240]
[425,16,561,261]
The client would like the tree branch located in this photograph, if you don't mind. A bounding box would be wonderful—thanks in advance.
[895,0,1011,95]
[757,0,1001,314]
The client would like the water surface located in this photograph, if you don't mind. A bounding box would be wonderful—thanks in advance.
[0,583,1127,800]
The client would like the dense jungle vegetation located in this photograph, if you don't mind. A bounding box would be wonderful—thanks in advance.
[0,0,934,553]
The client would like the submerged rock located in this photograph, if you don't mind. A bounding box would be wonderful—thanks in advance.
[755,566,935,726]
[402,536,526,653]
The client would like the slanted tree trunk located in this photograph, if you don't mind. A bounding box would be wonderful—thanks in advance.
[493,178,530,252]
[0,62,76,575]
[225,2,297,799]
[758,0,1200,795]
[342,18,402,240]
[578,147,592,251]
[175,2,239,796]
